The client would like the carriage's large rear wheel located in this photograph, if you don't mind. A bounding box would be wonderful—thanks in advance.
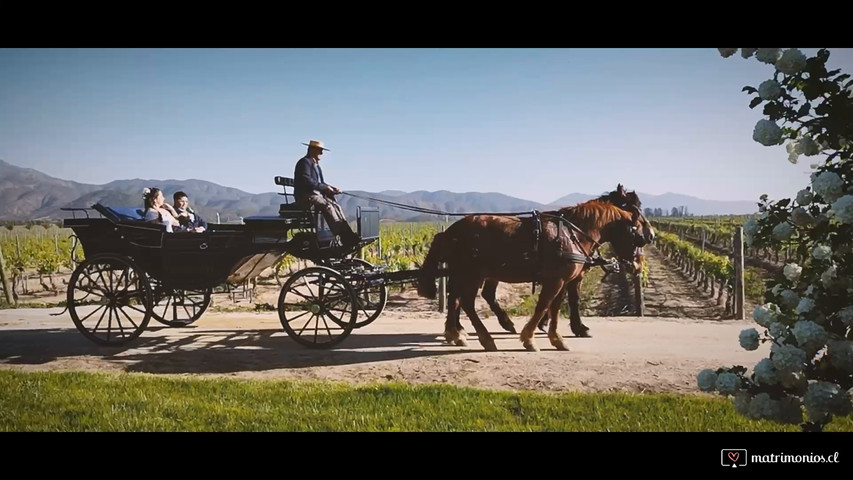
[148,279,212,327]
[67,254,152,346]
[277,266,358,349]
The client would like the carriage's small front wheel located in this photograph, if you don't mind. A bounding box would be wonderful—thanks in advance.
[67,254,152,346]
[345,259,388,328]
[277,266,358,349]
[148,279,212,327]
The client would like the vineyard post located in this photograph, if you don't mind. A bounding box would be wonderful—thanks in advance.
[633,271,644,316]
[701,226,706,252]
[733,227,745,320]
[0,245,13,305]
[438,224,446,313]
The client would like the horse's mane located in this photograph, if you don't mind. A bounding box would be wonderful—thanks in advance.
[553,200,629,231]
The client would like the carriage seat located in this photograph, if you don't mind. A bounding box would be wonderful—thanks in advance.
[274,176,318,229]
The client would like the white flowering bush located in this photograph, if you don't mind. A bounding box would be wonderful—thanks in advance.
[706,48,853,431]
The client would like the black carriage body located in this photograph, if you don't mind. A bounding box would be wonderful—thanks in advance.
[64,213,290,291]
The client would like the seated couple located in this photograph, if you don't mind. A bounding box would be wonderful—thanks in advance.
[142,188,207,233]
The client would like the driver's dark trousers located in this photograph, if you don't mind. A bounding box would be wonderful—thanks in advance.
[298,193,359,247]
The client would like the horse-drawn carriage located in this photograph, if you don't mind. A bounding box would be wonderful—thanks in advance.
[62,175,653,352]
[62,176,420,349]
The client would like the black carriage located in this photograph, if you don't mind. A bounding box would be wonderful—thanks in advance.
[62,176,398,349]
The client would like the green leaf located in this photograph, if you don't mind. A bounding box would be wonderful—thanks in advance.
[834,73,850,83]
[749,97,763,109]
[742,86,758,94]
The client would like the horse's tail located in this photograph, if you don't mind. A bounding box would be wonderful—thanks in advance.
[416,231,447,299]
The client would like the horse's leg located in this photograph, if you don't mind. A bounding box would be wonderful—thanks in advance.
[538,286,565,332]
[547,288,569,351]
[566,277,591,337]
[481,279,516,333]
[444,276,467,346]
[460,279,497,351]
[519,278,564,352]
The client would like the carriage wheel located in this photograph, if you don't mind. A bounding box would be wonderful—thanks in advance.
[348,259,388,328]
[277,266,358,349]
[67,254,152,346]
[149,279,212,327]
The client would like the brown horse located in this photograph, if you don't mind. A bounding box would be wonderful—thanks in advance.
[417,185,654,352]
[482,185,651,336]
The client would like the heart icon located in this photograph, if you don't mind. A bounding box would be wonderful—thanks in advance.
[728,452,740,462]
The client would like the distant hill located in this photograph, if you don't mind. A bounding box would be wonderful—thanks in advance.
[0,159,759,222]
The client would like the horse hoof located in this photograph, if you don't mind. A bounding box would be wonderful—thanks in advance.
[455,338,468,347]
[523,342,539,352]
[553,343,570,351]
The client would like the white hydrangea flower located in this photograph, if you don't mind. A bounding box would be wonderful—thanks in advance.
[756,48,782,64]
[733,392,751,415]
[753,119,783,146]
[775,48,808,75]
[769,322,789,340]
[827,340,853,373]
[748,393,780,420]
[812,245,832,260]
[715,372,740,395]
[753,303,780,327]
[771,222,794,241]
[829,195,853,224]
[788,149,800,164]
[718,48,738,58]
[796,189,814,205]
[804,381,843,422]
[741,48,757,59]
[795,298,815,316]
[803,285,815,297]
[739,328,760,351]
[780,289,800,309]
[742,218,759,246]
[753,358,778,385]
[821,265,837,289]
[790,207,815,227]
[783,263,802,283]
[795,136,819,156]
[838,306,853,327]
[771,343,807,373]
[758,79,783,100]
[791,320,828,355]
[812,171,844,203]
[697,369,718,392]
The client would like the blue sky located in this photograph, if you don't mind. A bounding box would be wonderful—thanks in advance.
[2,48,852,204]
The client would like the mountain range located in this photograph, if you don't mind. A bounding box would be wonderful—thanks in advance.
[0,159,759,222]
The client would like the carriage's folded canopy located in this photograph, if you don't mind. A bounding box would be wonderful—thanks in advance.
[102,206,145,221]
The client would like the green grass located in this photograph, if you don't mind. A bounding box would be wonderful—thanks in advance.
[3,370,851,432]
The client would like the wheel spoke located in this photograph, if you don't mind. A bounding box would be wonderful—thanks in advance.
[78,304,106,323]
